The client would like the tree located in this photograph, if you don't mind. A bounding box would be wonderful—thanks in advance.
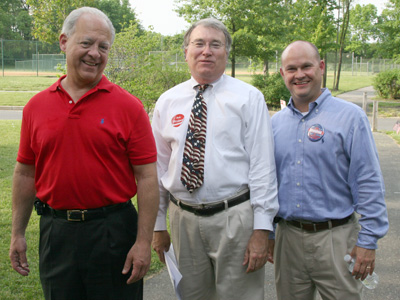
[27,0,139,44]
[27,0,94,43]
[333,0,353,91]
[107,23,190,111]
[378,0,400,60]
[346,4,379,57]
[0,0,33,40]
[95,0,141,34]
[175,0,288,77]
[286,0,337,87]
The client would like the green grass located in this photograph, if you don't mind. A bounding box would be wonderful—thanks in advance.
[369,101,400,118]
[0,76,58,91]
[0,92,38,106]
[0,120,44,300]
[0,120,164,299]
[386,131,400,144]
[326,73,374,96]
[0,76,59,107]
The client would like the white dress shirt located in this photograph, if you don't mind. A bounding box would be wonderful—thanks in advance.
[152,74,279,231]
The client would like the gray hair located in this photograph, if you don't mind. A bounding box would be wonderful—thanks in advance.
[61,7,115,44]
[183,18,232,55]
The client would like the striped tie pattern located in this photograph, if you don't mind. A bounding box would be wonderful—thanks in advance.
[181,84,209,193]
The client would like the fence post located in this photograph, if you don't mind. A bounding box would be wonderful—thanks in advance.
[372,101,378,132]
[362,92,367,114]
[36,41,39,77]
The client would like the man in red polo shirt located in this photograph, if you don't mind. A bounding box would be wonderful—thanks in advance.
[9,7,159,300]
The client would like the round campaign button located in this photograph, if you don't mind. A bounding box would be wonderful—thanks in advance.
[171,114,184,127]
[308,124,324,142]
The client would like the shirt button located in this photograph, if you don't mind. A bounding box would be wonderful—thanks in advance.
[301,119,305,122]
[297,160,301,164]
[298,139,302,143]
[296,182,300,186]
[297,204,300,208]
[69,100,73,104]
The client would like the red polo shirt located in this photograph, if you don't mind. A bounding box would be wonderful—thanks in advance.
[17,75,157,209]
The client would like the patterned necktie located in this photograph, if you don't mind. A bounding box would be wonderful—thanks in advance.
[181,84,209,193]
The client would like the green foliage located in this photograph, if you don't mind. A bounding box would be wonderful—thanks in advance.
[107,23,190,112]
[251,73,291,108]
[378,0,400,59]
[347,4,380,57]
[373,69,400,99]
[0,0,33,40]
[26,0,138,44]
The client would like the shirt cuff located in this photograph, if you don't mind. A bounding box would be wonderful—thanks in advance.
[253,210,274,232]
[356,233,379,250]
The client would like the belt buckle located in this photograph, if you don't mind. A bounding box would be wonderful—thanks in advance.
[67,210,87,221]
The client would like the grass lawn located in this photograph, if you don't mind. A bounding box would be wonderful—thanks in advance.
[0,119,164,299]
[0,76,58,91]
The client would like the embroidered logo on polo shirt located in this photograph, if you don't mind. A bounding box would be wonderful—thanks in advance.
[100,118,105,124]
[308,124,324,142]
[171,114,184,127]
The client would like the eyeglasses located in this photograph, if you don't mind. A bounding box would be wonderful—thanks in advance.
[190,41,225,51]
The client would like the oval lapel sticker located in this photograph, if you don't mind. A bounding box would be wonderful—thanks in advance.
[308,124,325,142]
[172,114,184,127]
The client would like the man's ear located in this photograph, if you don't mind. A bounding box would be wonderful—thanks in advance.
[319,60,326,76]
[280,67,284,78]
[59,34,68,52]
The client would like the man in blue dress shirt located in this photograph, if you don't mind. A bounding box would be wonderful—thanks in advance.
[269,40,389,300]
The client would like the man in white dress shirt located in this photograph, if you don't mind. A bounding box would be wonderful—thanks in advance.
[151,18,279,300]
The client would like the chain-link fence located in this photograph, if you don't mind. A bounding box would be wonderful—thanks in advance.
[1,39,399,76]
[0,39,63,76]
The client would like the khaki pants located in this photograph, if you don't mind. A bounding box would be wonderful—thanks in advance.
[274,214,363,300]
[170,200,265,300]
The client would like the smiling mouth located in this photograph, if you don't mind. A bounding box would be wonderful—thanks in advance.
[84,61,98,66]
[294,81,309,85]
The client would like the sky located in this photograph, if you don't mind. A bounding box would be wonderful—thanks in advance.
[129,0,388,36]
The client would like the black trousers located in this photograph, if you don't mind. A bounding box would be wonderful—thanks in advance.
[38,202,143,300]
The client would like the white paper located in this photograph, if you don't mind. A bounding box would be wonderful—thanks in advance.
[164,244,182,300]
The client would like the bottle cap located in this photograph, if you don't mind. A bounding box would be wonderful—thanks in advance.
[344,254,352,263]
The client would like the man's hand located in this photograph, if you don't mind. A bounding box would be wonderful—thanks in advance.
[9,236,30,276]
[267,239,275,264]
[122,240,151,284]
[243,230,269,273]
[152,230,171,264]
[349,246,376,281]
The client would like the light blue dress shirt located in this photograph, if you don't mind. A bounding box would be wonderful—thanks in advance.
[271,88,388,249]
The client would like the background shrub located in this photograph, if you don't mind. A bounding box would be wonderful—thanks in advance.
[251,72,291,108]
[373,69,400,99]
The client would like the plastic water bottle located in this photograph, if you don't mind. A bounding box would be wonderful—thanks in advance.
[344,254,379,289]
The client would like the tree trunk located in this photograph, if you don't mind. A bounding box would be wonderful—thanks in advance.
[334,0,352,91]
[263,59,269,75]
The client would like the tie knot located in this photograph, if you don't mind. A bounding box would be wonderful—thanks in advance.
[197,84,209,92]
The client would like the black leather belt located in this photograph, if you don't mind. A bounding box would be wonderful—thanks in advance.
[35,199,132,222]
[284,214,353,232]
[170,191,250,217]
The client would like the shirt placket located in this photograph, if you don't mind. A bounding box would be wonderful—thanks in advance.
[294,115,307,216]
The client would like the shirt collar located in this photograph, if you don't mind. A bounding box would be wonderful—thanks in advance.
[189,74,225,90]
[50,74,113,94]
[287,88,331,114]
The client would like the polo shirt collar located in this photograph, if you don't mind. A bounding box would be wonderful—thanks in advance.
[50,74,113,93]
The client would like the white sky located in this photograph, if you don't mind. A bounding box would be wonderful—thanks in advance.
[129,0,389,36]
